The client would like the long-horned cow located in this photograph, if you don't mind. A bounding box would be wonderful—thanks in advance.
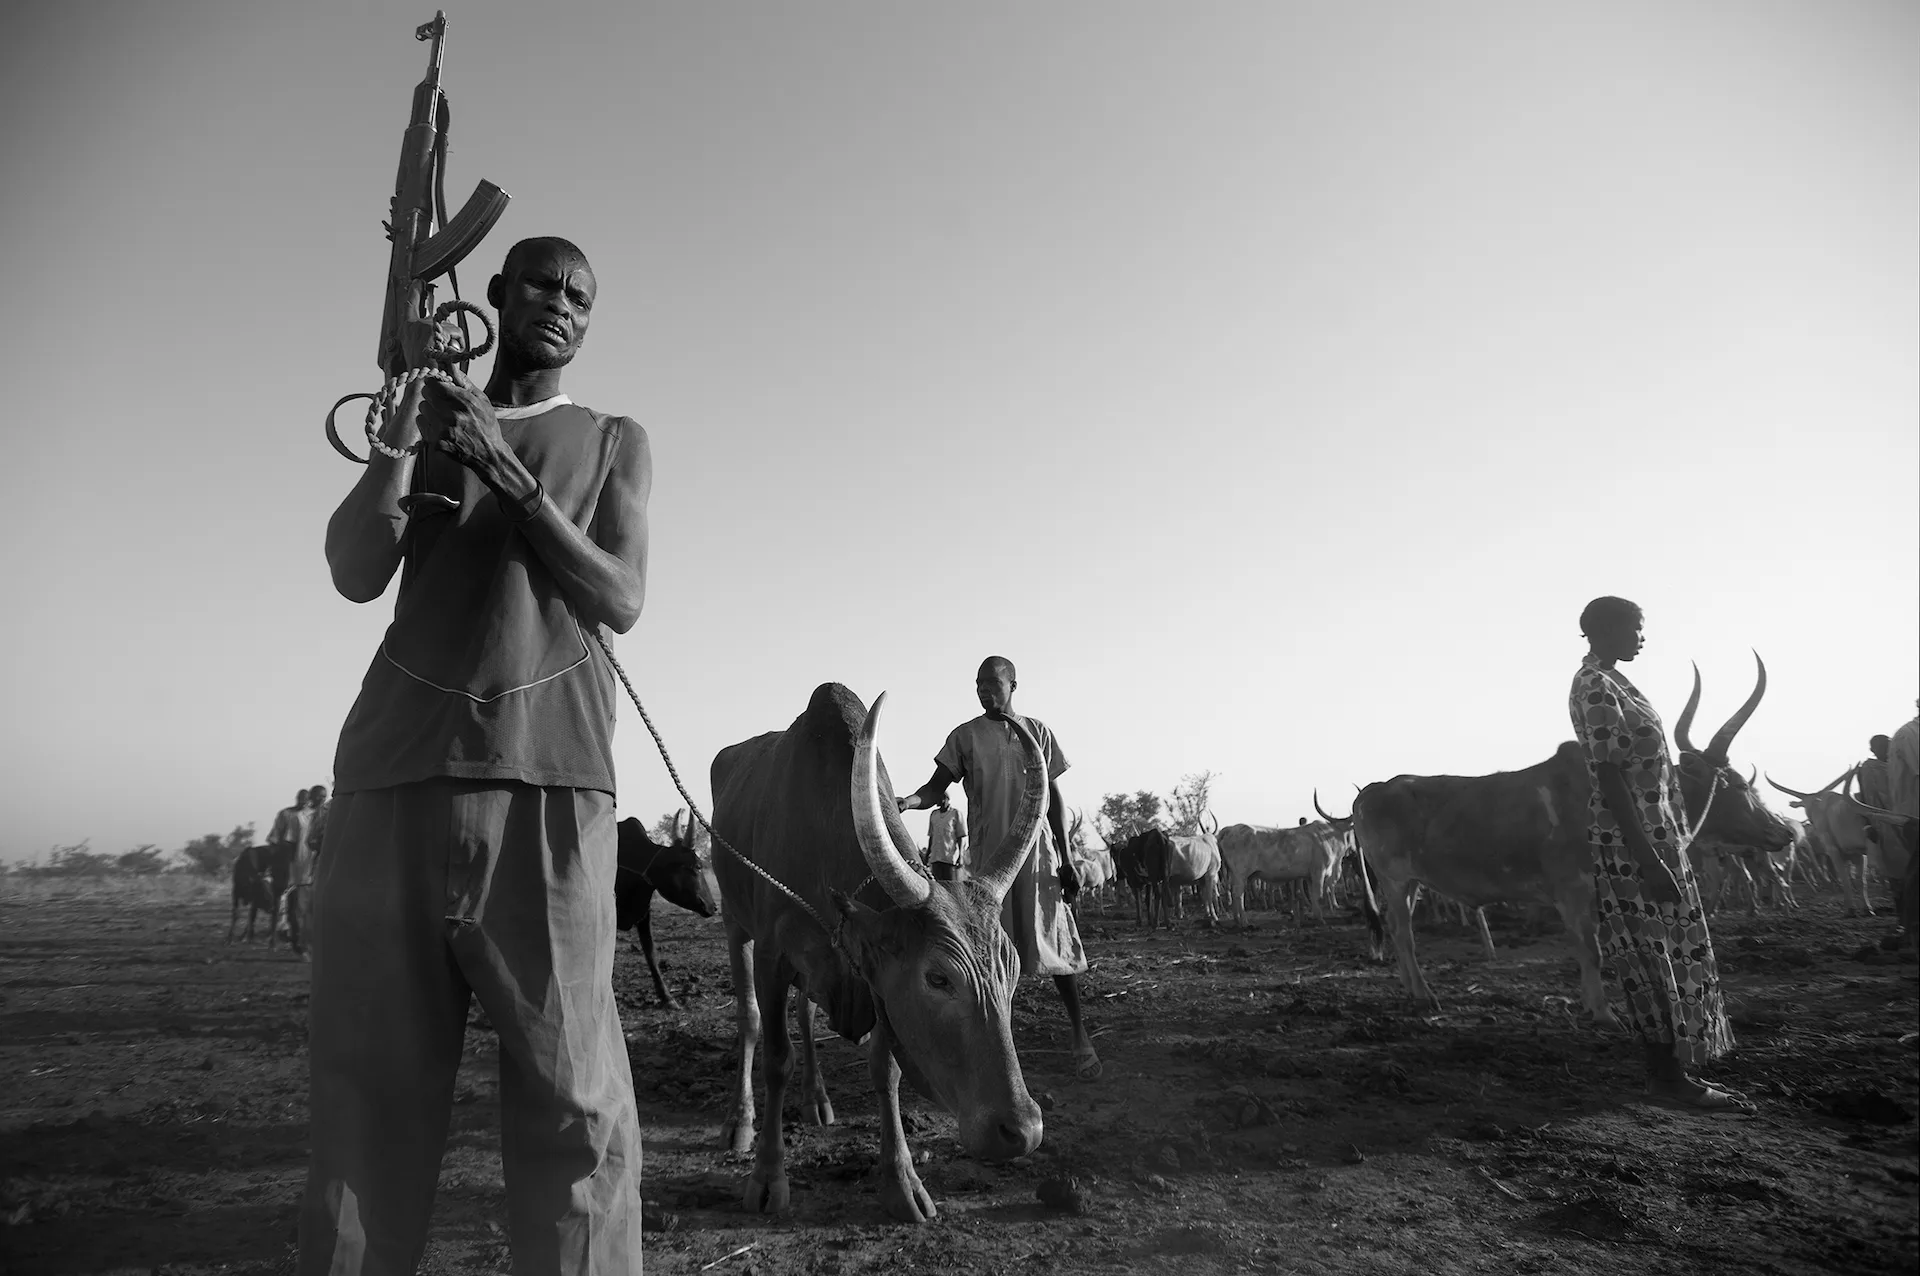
[1220,808,1351,926]
[1766,771,1911,916]
[1346,658,1771,1022]
[1672,660,1795,863]
[710,684,1045,1224]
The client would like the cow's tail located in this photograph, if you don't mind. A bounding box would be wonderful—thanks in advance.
[1348,801,1387,958]
[1355,853,1385,956]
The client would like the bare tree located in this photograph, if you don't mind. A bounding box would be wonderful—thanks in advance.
[1170,771,1219,834]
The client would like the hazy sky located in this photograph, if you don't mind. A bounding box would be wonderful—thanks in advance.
[2,1,1914,861]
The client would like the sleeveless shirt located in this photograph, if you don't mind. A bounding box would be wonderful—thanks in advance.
[331,399,639,796]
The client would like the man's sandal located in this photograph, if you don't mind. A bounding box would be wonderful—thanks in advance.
[1072,1043,1103,1081]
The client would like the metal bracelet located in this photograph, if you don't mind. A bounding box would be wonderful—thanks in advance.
[503,478,545,523]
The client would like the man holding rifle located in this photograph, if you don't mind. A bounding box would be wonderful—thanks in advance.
[301,236,651,1276]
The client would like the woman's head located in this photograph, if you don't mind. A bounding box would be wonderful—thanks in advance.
[1580,596,1644,661]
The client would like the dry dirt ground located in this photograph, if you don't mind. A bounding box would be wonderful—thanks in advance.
[2,880,1915,1276]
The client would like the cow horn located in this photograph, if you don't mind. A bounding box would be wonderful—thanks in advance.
[1703,651,1766,763]
[969,715,1050,903]
[1765,773,1816,803]
[672,808,689,844]
[1674,662,1703,755]
[1313,789,1351,826]
[1848,794,1917,826]
[850,693,933,909]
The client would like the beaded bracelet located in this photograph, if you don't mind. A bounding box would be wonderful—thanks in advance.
[363,367,454,461]
[359,300,498,463]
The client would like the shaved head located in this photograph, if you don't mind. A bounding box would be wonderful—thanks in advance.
[502,236,591,281]
[978,656,1016,682]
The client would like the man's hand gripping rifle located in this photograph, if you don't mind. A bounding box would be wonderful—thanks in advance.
[326,11,511,469]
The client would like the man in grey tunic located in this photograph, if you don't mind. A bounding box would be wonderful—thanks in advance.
[899,656,1101,1080]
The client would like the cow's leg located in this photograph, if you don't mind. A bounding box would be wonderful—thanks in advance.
[794,995,835,1126]
[1384,882,1439,1009]
[1473,908,1496,962]
[1773,857,1798,909]
[720,925,759,1155]
[227,882,244,944]
[1553,894,1620,1029]
[636,905,678,1008]
[1847,856,1873,916]
[871,1017,936,1222]
[743,955,795,1214]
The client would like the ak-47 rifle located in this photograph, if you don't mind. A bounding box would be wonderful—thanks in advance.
[327,10,511,464]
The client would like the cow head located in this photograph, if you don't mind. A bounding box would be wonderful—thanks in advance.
[829,694,1044,1163]
[1312,791,1360,859]
[615,810,717,930]
[1109,828,1172,884]
[1765,772,1914,873]
[1672,654,1793,852]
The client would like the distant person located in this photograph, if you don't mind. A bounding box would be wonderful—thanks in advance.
[1888,707,1919,940]
[267,789,312,944]
[1852,735,1892,808]
[925,796,966,883]
[305,785,332,866]
[898,656,1101,1080]
[269,788,313,865]
[283,784,329,959]
[1571,597,1745,1111]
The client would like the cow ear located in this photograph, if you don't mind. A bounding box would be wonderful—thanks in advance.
[830,891,904,976]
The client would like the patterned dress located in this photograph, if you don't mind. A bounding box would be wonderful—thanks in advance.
[1570,659,1733,1066]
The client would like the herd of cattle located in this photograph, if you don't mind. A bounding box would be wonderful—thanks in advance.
[222,664,1912,1225]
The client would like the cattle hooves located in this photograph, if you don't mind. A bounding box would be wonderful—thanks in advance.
[804,1096,835,1127]
[743,1169,789,1214]
[880,1170,937,1223]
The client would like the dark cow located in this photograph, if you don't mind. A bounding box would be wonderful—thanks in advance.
[614,809,718,1007]
[1106,826,1218,926]
[1107,829,1164,926]
[710,684,1045,1224]
[226,845,293,946]
[1347,659,1770,1021]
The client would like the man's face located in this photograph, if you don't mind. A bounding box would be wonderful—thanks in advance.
[493,246,597,371]
[310,787,329,806]
[295,790,309,808]
[976,666,1015,717]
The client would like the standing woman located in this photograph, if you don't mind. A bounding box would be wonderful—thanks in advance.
[1570,596,1746,1110]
